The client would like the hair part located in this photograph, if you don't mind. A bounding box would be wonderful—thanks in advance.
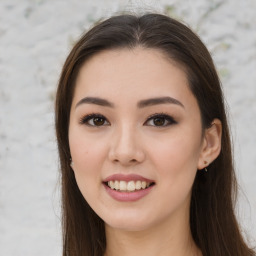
[55,13,255,256]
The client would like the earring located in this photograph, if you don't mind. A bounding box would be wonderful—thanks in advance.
[70,158,74,168]
[204,160,208,172]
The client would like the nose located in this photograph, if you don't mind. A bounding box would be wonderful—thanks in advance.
[108,125,145,166]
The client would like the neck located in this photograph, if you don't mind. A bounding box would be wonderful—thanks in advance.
[104,207,201,256]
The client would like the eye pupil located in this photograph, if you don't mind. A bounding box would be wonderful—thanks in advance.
[93,117,105,126]
[153,117,165,126]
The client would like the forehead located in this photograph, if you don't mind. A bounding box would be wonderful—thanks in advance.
[73,47,195,108]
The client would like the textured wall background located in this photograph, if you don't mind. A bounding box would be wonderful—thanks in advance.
[0,0,255,255]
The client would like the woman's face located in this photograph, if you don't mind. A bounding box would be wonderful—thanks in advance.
[69,47,206,231]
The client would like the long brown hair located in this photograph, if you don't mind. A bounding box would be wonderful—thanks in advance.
[55,13,255,256]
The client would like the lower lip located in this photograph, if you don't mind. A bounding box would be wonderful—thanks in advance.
[103,183,154,202]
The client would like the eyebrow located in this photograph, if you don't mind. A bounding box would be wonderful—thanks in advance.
[75,97,114,108]
[75,96,184,109]
[137,96,184,108]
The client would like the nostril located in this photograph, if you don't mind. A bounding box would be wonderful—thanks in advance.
[112,158,139,164]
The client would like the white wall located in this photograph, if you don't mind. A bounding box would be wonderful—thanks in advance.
[0,0,255,255]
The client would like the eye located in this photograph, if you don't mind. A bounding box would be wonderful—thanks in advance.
[145,113,177,127]
[79,114,110,127]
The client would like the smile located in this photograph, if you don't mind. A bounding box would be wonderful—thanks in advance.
[106,180,153,192]
[103,174,155,202]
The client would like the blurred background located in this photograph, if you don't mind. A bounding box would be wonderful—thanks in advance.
[0,0,255,255]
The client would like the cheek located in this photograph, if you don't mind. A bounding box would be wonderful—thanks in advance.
[150,133,201,171]
[148,129,202,194]
[69,129,108,195]
[149,136,200,211]
[69,127,107,167]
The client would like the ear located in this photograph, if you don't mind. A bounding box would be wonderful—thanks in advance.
[197,119,222,170]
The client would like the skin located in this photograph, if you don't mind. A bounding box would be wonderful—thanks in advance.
[69,47,222,256]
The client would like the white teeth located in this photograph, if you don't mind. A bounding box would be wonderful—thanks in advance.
[114,180,119,190]
[107,180,152,192]
[119,181,126,191]
[135,180,142,190]
[127,181,136,191]
[109,180,114,189]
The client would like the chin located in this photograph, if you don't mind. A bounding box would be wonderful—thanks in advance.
[101,210,157,232]
[106,220,150,232]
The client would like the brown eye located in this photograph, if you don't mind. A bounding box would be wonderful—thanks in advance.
[153,116,166,126]
[80,114,109,127]
[92,117,105,126]
[145,114,177,127]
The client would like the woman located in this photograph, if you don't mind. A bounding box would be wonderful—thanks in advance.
[55,13,255,256]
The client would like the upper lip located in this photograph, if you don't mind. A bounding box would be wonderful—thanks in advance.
[103,173,154,183]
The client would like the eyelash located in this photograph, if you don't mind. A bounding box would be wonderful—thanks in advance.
[79,112,177,127]
[146,112,177,127]
[79,113,109,126]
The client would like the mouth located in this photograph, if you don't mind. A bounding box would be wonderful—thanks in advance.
[103,174,155,202]
[104,180,155,192]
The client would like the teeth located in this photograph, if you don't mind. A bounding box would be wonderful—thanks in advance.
[135,180,142,190]
[141,181,146,189]
[119,181,126,191]
[109,180,114,189]
[127,181,136,191]
[114,180,119,190]
[107,180,152,192]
